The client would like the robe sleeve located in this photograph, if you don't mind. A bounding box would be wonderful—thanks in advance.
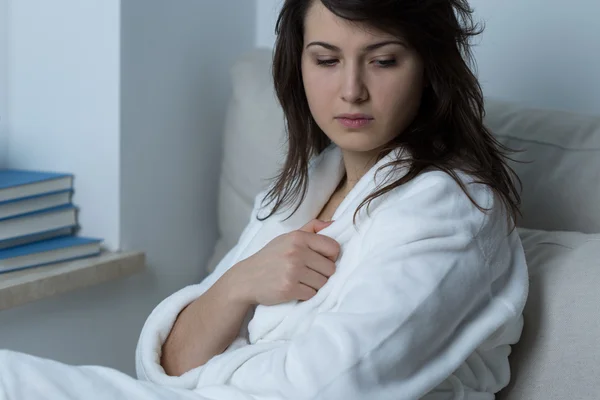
[134,191,266,389]
[195,175,528,399]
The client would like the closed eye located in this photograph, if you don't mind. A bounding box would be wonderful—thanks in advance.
[316,59,397,68]
[374,59,397,67]
[316,59,338,67]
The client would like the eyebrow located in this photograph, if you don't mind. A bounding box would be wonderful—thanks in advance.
[305,40,406,52]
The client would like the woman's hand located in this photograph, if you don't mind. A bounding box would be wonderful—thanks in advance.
[225,219,341,306]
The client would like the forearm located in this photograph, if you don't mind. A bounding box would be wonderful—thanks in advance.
[160,266,251,376]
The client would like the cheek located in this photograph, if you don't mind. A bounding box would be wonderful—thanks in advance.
[373,72,423,122]
[302,68,336,117]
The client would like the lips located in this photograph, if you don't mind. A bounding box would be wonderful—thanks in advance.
[336,113,373,120]
[336,118,373,128]
[335,114,374,129]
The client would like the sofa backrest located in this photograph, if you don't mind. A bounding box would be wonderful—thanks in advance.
[486,100,600,233]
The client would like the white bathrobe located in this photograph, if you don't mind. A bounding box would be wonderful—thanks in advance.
[0,145,529,400]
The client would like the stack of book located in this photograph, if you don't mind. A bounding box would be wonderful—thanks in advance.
[0,169,103,274]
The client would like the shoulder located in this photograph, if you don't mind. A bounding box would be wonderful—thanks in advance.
[362,169,502,246]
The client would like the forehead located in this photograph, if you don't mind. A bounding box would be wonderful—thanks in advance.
[303,1,397,46]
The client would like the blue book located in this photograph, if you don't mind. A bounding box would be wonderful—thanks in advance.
[0,169,74,203]
[0,227,74,250]
[0,236,102,274]
[0,190,73,220]
[0,204,78,246]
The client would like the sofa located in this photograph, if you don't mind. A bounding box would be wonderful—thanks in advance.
[206,48,600,399]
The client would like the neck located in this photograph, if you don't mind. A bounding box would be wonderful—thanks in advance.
[339,148,380,193]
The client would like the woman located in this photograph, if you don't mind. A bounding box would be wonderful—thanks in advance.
[136,0,528,399]
[0,0,528,399]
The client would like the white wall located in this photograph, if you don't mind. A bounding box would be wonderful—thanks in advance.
[0,0,255,376]
[6,0,121,249]
[120,0,257,292]
[256,0,283,48]
[254,0,600,116]
[470,0,600,115]
[0,0,133,373]
[0,0,8,167]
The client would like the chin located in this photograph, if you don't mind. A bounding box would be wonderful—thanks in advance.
[329,131,385,154]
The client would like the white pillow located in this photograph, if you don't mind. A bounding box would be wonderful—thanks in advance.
[498,228,600,399]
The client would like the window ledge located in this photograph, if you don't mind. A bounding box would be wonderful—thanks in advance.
[0,251,145,311]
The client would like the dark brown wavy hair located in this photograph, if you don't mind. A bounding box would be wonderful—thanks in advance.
[260,0,522,229]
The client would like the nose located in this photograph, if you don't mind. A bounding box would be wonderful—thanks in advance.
[340,63,368,104]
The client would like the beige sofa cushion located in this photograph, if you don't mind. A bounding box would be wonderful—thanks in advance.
[485,100,600,233]
[498,228,600,399]
[206,48,286,272]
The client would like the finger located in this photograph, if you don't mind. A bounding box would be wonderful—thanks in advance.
[303,249,336,278]
[298,266,329,291]
[299,219,333,234]
[293,283,318,302]
[305,234,341,262]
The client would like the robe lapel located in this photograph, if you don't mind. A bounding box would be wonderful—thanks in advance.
[240,145,407,343]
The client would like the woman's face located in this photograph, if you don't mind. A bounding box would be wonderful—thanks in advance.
[301,1,425,154]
